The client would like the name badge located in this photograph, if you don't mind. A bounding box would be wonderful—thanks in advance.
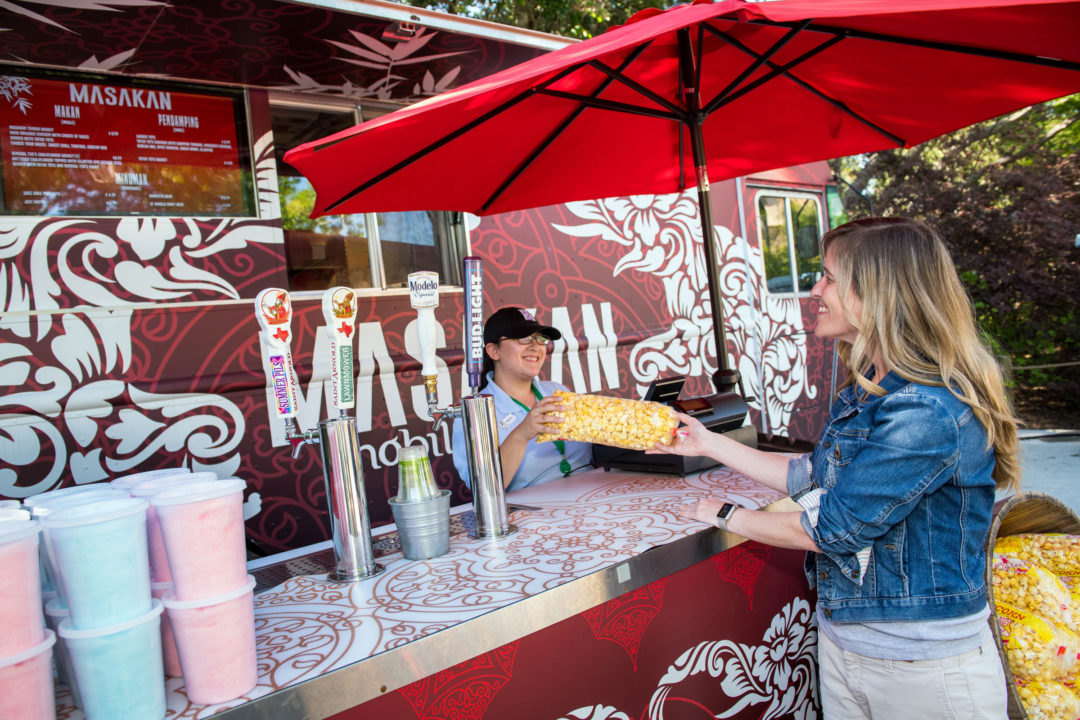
[499,413,516,428]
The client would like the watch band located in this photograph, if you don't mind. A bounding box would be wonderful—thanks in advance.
[715,502,740,531]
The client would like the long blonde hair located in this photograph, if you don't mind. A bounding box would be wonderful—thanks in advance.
[823,217,1020,491]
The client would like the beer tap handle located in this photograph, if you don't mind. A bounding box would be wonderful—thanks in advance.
[322,286,357,418]
[408,271,441,419]
[255,288,310,448]
[462,257,485,395]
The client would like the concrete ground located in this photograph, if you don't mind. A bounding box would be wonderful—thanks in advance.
[1006,429,1080,516]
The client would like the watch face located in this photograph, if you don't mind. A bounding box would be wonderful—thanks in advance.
[717,502,736,520]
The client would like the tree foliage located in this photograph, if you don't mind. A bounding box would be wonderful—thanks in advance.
[830,95,1080,398]
[398,0,668,39]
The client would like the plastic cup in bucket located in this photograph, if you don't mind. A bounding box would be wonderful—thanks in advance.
[110,468,188,493]
[395,445,440,503]
[388,489,451,560]
[131,472,219,584]
[151,582,183,677]
[162,575,258,704]
[58,600,165,720]
[28,486,128,606]
[0,520,44,656]
[151,478,247,601]
[44,597,83,708]
[43,498,152,630]
[0,630,56,720]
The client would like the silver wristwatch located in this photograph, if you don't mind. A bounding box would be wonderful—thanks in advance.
[715,502,741,531]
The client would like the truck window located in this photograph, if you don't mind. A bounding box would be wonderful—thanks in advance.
[271,101,465,291]
[757,192,823,295]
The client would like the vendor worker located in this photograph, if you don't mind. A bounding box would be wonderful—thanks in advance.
[452,307,593,491]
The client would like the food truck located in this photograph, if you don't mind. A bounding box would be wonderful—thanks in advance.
[0,0,839,550]
[0,1,840,717]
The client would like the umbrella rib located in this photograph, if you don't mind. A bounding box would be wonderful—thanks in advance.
[708,21,810,111]
[479,43,656,213]
[320,63,588,213]
[703,29,906,146]
[585,59,685,116]
[534,89,682,122]
[752,19,1080,73]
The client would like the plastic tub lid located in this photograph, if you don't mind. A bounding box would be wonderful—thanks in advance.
[130,471,218,498]
[0,499,22,510]
[0,518,40,544]
[111,468,188,490]
[28,487,127,516]
[42,497,149,529]
[45,596,69,619]
[161,575,256,610]
[23,483,114,508]
[150,478,245,507]
[0,508,30,522]
[0,629,55,669]
[57,600,163,640]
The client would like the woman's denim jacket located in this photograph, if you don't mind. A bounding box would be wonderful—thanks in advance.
[786,371,996,624]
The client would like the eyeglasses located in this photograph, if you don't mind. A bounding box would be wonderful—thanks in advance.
[502,334,551,346]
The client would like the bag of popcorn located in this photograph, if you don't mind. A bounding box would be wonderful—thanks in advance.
[996,534,1080,575]
[537,391,677,451]
[996,601,1080,682]
[1015,679,1080,720]
[993,554,1076,633]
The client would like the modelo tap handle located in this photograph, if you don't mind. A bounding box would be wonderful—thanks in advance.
[322,286,357,418]
[255,288,312,455]
[408,271,441,417]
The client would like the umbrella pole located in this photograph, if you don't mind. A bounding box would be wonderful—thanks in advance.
[679,26,740,395]
[687,120,739,394]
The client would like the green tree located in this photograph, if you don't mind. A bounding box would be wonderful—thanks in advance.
[398,0,668,39]
[830,94,1080,405]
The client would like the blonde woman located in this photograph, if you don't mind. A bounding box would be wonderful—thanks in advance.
[652,217,1017,719]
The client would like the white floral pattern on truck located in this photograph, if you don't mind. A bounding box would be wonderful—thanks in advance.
[554,190,814,436]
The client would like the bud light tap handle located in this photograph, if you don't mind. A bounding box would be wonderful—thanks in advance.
[463,257,485,394]
[255,288,300,421]
[408,271,440,381]
[321,286,357,416]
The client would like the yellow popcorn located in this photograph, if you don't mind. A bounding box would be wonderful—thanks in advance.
[1015,680,1080,720]
[996,534,1080,575]
[993,554,1075,633]
[996,601,1080,682]
[536,391,677,451]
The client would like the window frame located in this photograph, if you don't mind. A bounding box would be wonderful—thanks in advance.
[268,92,469,296]
[752,188,826,297]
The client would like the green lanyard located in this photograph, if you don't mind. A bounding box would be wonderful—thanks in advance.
[511,385,573,476]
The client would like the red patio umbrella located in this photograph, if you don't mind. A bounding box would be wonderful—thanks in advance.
[284,0,1080,388]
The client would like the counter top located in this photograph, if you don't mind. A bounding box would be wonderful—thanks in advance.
[56,464,792,720]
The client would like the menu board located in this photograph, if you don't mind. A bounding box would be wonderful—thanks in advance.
[0,73,252,216]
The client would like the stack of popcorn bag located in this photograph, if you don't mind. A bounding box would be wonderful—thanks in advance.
[993,533,1080,720]
[151,477,259,704]
[0,510,56,720]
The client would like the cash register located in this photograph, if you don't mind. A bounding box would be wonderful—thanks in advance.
[592,376,757,476]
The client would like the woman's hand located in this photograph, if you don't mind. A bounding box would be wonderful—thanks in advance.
[675,497,724,526]
[518,395,566,440]
[648,412,714,457]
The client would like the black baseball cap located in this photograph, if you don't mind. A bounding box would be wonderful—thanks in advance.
[483,307,561,344]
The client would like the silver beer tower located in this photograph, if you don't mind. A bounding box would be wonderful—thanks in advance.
[410,257,514,538]
[255,287,383,582]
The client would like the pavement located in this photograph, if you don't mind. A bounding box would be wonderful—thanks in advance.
[1006,429,1080,516]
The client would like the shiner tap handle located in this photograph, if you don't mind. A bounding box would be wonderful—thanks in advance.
[255,288,300,422]
[321,286,357,414]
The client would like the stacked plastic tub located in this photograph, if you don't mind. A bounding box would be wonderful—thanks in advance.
[151,478,258,704]
[0,510,56,720]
